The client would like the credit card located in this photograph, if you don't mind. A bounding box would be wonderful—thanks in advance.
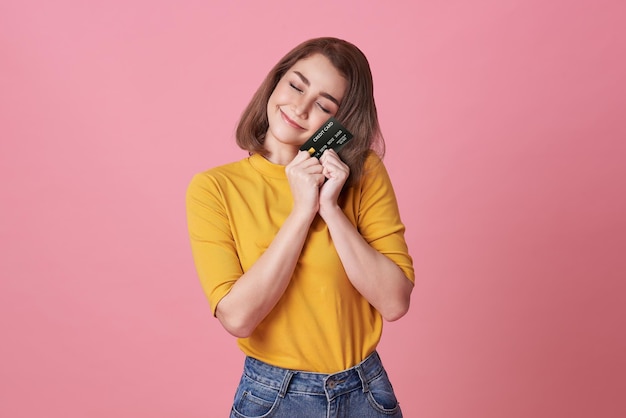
[299,117,353,159]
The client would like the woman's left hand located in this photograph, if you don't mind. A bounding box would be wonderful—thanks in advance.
[318,149,349,211]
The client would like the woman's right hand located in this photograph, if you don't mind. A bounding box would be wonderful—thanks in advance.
[285,151,325,220]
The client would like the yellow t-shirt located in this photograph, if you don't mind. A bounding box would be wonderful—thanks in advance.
[186,152,414,373]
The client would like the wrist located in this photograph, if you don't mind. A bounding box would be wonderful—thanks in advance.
[318,202,342,221]
[290,204,319,225]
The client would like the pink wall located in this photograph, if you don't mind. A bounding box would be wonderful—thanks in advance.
[1,1,624,417]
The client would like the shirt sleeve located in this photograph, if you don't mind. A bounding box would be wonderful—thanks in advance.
[186,172,242,316]
[356,153,415,283]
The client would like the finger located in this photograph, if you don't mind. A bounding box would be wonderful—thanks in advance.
[321,150,349,170]
[302,157,325,172]
[287,152,321,177]
[319,149,337,164]
[290,150,313,165]
[321,157,348,174]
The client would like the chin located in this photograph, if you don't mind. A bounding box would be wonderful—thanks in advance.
[271,124,306,143]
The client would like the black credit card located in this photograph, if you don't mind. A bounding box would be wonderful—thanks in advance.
[299,117,353,159]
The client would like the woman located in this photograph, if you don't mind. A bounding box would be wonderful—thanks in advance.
[187,37,415,417]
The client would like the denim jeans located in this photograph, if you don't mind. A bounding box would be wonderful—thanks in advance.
[229,351,403,418]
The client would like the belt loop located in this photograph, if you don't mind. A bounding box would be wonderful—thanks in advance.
[278,370,296,398]
[355,365,369,393]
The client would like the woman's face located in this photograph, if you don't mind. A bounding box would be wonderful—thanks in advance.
[265,53,348,156]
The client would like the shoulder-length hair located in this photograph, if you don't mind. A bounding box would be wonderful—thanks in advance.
[236,37,384,186]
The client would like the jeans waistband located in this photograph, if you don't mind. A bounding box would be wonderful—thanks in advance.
[243,351,385,401]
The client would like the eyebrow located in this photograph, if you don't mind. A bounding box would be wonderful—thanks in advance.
[293,71,341,107]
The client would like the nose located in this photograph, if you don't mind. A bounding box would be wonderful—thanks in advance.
[293,97,310,119]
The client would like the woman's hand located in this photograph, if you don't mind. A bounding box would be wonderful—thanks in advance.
[318,149,349,216]
[285,151,325,220]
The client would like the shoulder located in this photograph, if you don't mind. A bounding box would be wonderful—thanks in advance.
[196,157,251,179]
[360,151,391,185]
[363,150,384,171]
[190,157,252,186]
[187,157,254,201]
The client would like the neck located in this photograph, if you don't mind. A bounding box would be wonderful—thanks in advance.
[263,145,299,165]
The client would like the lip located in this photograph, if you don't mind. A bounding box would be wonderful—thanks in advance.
[280,110,305,130]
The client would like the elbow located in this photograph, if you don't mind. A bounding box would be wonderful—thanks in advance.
[215,305,257,338]
[380,287,412,322]
[222,320,254,338]
[381,300,410,322]
[375,268,414,322]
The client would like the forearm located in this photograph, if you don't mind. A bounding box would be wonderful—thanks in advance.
[320,204,413,321]
[216,210,315,337]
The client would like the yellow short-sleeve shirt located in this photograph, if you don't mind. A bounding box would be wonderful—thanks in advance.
[186,152,414,373]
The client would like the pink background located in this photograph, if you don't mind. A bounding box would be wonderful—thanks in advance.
[1,1,625,417]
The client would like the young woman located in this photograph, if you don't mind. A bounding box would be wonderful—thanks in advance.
[187,37,414,417]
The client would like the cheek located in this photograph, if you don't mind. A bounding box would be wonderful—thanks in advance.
[269,83,291,104]
[267,83,286,106]
[309,115,329,132]
[267,90,278,109]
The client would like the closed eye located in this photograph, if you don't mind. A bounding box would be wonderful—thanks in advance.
[289,83,303,93]
[317,102,331,113]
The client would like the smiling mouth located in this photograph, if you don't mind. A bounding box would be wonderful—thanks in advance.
[280,110,305,130]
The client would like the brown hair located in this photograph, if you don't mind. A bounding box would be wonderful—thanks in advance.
[236,37,384,186]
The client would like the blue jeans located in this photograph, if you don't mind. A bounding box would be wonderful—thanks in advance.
[229,351,403,418]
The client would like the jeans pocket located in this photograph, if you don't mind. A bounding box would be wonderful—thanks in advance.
[366,370,401,414]
[231,375,280,418]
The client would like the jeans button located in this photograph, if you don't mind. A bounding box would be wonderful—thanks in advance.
[328,380,336,389]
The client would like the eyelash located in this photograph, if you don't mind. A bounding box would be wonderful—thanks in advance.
[289,83,331,114]
[289,82,303,93]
